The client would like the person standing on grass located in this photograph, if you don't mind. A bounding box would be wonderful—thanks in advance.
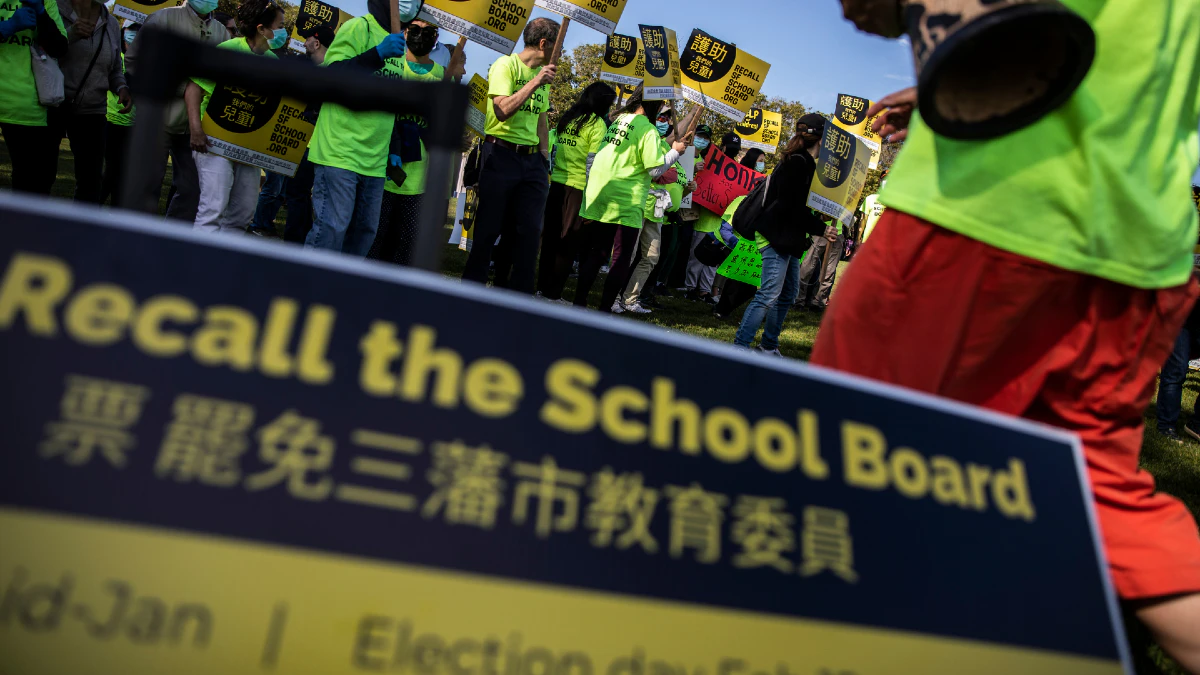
[734,114,838,355]
[574,90,689,313]
[818,2,1200,668]
[795,212,844,312]
[461,17,559,293]
[538,81,615,302]
[651,123,711,297]
[100,22,137,206]
[126,0,228,221]
[684,132,742,304]
[0,0,66,195]
[281,27,332,244]
[184,0,283,234]
[367,16,466,266]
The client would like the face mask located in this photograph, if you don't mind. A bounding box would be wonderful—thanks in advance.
[267,27,288,49]
[756,161,766,173]
[406,27,437,56]
[123,29,137,44]
[655,121,670,136]
[694,138,710,151]
[189,0,218,16]
[397,0,423,23]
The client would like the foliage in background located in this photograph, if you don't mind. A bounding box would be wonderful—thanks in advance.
[217,0,299,32]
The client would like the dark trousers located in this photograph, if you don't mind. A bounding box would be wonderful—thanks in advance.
[46,109,107,204]
[101,122,131,205]
[665,220,695,289]
[647,218,680,289]
[575,221,639,311]
[715,278,758,318]
[1,122,56,194]
[284,152,316,243]
[537,181,568,296]
[368,191,423,266]
[145,132,201,222]
[463,144,550,294]
[1157,325,1192,432]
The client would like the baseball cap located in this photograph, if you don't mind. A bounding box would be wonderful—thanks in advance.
[797,112,826,134]
[312,25,336,48]
[695,124,713,138]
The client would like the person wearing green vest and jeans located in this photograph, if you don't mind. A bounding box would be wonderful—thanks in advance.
[302,0,421,256]
[576,90,689,313]
[818,2,1200,667]
[184,0,283,234]
[367,17,465,265]
[0,0,66,194]
[461,17,559,293]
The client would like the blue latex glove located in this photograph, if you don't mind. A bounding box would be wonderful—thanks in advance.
[376,33,406,60]
[22,0,46,16]
[388,154,403,169]
[1,5,38,37]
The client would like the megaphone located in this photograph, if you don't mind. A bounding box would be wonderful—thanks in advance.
[842,0,1095,140]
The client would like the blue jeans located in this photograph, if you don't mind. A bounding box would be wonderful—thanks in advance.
[305,164,385,256]
[735,246,800,349]
[1156,325,1191,432]
[251,171,287,231]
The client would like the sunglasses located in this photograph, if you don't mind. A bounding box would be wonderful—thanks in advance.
[406,25,438,38]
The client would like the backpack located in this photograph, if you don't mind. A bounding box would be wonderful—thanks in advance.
[732,173,771,240]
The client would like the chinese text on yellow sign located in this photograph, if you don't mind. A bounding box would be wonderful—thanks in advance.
[681,29,771,122]
[201,87,316,177]
[831,94,883,170]
[599,32,644,87]
[638,25,681,101]
[533,0,627,35]
[735,108,782,153]
[807,123,870,228]
[288,0,354,53]
[419,0,536,54]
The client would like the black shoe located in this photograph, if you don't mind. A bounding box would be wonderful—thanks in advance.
[701,294,718,306]
[684,289,703,302]
[652,284,671,297]
[1162,427,1186,444]
[713,310,734,323]
[1184,421,1200,443]
[640,296,662,309]
[808,303,827,313]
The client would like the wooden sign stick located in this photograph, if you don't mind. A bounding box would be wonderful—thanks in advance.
[669,103,703,144]
[453,35,467,82]
[390,0,401,34]
[550,16,571,66]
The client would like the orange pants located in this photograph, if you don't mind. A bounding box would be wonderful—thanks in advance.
[813,210,1200,599]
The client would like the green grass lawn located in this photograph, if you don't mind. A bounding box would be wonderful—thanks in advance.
[4,138,1199,674]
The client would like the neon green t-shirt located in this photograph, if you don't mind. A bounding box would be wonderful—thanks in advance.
[580,113,667,229]
[0,0,65,126]
[308,15,406,178]
[644,140,686,225]
[550,115,606,190]
[881,0,1200,290]
[860,193,885,243]
[484,53,548,147]
[384,59,447,197]
[107,53,133,127]
[191,38,276,121]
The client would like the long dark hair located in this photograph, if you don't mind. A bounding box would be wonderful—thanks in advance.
[740,148,764,169]
[558,82,618,136]
[620,84,664,120]
[237,0,282,42]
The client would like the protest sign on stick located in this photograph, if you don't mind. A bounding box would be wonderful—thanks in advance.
[112,0,174,24]
[638,25,682,100]
[736,108,783,153]
[202,88,316,177]
[807,124,871,228]
[534,0,627,35]
[289,0,354,53]
[831,94,884,169]
[692,145,765,216]
[465,74,490,138]
[419,0,536,54]
[680,29,771,122]
[600,33,645,86]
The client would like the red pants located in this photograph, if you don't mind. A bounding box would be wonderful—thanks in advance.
[813,210,1200,599]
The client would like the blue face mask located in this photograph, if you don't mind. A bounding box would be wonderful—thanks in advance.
[397,0,423,22]
[189,0,218,16]
[123,29,137,44]
[756,161,766,173]
[655,121,670,136]
[268,27,288,49]
[694,137,710,151]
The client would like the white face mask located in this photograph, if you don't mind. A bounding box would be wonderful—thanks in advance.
[755,161,766,173]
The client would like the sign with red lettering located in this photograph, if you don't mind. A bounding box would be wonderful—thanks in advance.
[692,146,765,215]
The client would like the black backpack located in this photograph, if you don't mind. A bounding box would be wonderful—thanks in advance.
[731,173,772,240]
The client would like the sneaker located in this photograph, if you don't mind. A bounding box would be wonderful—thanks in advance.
[713,310,734,323]
[640,296,662,309]
[1185,420,1200,443]
[755,346,783,357]
[600,265,611,275]
[701,294,718,306]
[246,226,278,238]
[535,291,545,299]
[653,284,672,297]
[1161,427,1186,444]
[610,300,626,314]
[1190,359,1200,372]
[624,301,652,314]
[684,289,703,301]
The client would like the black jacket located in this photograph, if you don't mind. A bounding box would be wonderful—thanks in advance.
[753,151,829,258]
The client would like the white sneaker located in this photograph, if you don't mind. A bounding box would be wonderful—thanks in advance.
[1190,359,1200,371]
[535,291,545,299]
[610,300,626,314]
[624,301,652,314]
[756,346,783,357]
[600,265,611,275]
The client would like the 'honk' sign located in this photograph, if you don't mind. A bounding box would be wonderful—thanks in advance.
[0,194,1130,675]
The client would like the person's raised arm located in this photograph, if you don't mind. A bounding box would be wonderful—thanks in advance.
[648,137,689,179]
[491,63,555,123]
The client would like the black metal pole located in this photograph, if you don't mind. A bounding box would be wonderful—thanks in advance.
[412,147,455,272]
[118,99,167,214]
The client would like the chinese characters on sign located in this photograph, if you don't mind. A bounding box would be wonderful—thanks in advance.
[831,94,883,170]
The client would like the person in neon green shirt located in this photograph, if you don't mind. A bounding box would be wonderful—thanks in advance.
[574,90,689,313]
[819,3,1200,665]
[858,189,885,244]
[462,17,560,293]
[0,0,66,194]
[367,17,466,266]
[685,132,743,303]
[538,81,616,302]
[184,0,282,234]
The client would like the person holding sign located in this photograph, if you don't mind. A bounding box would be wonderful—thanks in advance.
[684,132,741,304]
[183,0,283,234]
[538,81,616,302]
[574,89,689,312]
[0,0,66,195]
[818,2,1200,667]
[368,16,467,266]
[733,113,837,355]
[462,17,560,293]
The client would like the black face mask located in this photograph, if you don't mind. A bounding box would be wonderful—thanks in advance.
[406,26,437,56]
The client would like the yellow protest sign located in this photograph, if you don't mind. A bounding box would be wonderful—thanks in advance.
[466,74,489,138]
[735,108,782,153]
[638,25,681,101]
[831,93,884,169]
[288,0,354,53]
[599,33,644,87]
[533,0,627,35]
[807,124,870,228]
[202,88,316,178]
[681,29,771,122]
[613,82,637,107]
[419,0,536,54]
[111,0,179,25]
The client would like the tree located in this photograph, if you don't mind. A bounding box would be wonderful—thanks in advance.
[217,0,299,32]
[547,44,604,130]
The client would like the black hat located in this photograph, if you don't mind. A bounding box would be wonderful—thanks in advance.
[695,124,713,138]
[720,132,742,151]
[797,112,826,134]
[312,25,336,48]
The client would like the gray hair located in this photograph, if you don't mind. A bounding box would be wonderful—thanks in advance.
[523,17,560,49]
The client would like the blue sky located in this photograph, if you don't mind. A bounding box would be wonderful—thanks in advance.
[337,0,917,112]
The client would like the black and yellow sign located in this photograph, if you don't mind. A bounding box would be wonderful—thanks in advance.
[202,87,316,177]
[0,196,1130,674]
[419,0,536,54]
[599,32,644,87]
[533,0,627,35]
[638,25,681,101]
[288,0,354,53]
[735,108,782,153]
[111,0,178,24]
[466,74,489,138]
[807,123,871,228]
[681,29,771,123]
[831,93,883,170]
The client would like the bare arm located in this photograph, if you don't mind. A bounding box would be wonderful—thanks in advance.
[184,82,209,153]
[492,63,556,123]
[538,113,549,158]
